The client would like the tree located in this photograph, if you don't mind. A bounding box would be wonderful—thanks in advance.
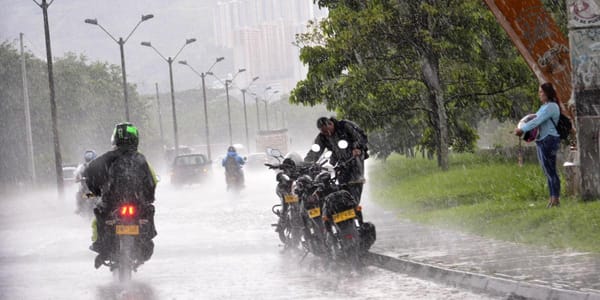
[0,41,154,186]
[292,0,537,169]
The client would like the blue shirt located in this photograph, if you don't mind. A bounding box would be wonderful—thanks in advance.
[520,102,560,141]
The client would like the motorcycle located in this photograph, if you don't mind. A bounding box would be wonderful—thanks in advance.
[98,201,154,282]
[225,167,245,192]
[313,141,376,267]
[296,176,330,259]
[266,149,304,251]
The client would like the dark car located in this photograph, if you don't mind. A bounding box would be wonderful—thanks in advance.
[170,154,211,186]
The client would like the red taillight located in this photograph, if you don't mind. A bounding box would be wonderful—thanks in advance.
[120,205,136,217]
[344,234,354,240]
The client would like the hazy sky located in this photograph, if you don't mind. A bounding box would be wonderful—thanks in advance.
[0,0,231,94]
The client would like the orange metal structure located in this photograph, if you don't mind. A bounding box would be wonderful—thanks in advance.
[483,0,572,110]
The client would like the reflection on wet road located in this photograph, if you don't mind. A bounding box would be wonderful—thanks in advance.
[0,169,497,299]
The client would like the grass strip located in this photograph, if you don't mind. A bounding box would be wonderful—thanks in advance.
[368,153,600,253]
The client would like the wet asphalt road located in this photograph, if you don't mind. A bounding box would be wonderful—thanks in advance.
[0,167,497,299]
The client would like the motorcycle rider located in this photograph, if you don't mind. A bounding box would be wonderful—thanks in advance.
[84,122,158,269]
[222,145,245,189]
[74,150,97,214]
[304,117,368,202]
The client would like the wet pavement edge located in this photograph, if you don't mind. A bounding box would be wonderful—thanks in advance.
[364,252,600,300]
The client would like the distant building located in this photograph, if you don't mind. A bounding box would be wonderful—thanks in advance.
[214,0,327,92]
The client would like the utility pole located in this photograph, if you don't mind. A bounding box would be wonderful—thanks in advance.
[155,83,165,148]
[20,33,36,185]
[34,0,64,197]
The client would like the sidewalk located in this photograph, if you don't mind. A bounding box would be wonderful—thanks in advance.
[361,200,600,300]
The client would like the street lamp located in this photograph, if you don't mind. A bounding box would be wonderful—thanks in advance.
[239,76,260,151]
[177,57,225,161]
[206,69,246,145]
[141,38,196,157]
[263,90,279,130]
[84,14,153,121]
[255,86,271,131]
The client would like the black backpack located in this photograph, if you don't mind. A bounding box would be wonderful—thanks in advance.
[107,154,147,201]
[338,119,369,159]
[550,113,572,140]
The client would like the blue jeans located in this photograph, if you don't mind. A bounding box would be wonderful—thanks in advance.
[535,135,560,198]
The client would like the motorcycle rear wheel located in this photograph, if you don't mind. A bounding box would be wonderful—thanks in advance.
[116,236,134,282]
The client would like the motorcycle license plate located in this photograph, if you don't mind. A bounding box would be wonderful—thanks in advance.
[333,209,356,223]
[308,207,321,218]
[115,225,139,235]
[284,194,298,203]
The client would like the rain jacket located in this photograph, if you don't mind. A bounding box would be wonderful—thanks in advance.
[84,146,157,210]
[221,151,245,171]
[304,118,368,165]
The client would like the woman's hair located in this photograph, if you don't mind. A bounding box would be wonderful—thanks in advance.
[540,82,559,103]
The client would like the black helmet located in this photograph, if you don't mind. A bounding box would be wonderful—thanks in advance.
[111,122,139,148]
[315,171,332,186]
[83,150,97,163]
[296,174,313,191]
[228,146,236,153]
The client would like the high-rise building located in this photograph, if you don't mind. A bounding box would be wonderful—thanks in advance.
[214,0,326,92]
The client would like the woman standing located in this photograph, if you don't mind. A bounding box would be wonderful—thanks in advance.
[514,82,562,207]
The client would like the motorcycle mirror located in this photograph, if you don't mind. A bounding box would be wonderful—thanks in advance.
[338,139,349,149]
[310,144,321,152]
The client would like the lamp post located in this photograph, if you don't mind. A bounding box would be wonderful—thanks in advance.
[206,69,246,145]
[141,38,196,157]
[263,90,279,130]
[239,76,260,151]
[177,57,225,161]
[154,83,165,148]
[85,14,153,121]
[33,0,64,197]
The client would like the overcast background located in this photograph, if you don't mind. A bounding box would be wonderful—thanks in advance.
[0,0,326,95]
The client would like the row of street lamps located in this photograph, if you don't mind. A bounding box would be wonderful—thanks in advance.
[83,14,282,159]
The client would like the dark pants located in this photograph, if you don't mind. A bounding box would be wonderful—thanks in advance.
[536,135,560,198]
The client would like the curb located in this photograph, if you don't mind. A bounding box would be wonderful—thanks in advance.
[364,252,600,300]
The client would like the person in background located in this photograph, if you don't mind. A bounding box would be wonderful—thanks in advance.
[74,150,96,214]
[514,82,561,208]
[222,145,245,190]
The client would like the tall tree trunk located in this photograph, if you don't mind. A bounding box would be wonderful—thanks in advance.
[421,54,449,170]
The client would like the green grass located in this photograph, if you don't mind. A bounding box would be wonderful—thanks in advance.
[369,153,600,253]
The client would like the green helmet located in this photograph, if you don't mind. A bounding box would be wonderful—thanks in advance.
[111,122,139,148]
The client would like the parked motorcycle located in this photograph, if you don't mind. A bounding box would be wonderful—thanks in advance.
[266,149,304,251]
[295,175,329,258]
[314,141,376,267]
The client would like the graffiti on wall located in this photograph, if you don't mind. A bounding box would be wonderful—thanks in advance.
[568,0,600,93]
